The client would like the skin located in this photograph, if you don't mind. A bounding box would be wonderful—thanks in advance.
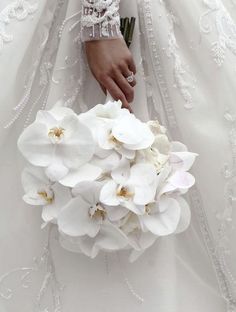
[85,38,137,111]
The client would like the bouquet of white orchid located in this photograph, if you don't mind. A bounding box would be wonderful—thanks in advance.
[18,100,197,262]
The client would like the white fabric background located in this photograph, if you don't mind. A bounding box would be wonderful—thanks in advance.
[0,0,235,311]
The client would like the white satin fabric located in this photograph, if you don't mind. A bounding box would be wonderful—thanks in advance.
[0,0,235,311]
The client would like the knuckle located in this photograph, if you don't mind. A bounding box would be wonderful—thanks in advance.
[110,63,119,74]
[97,72,108,82]
[113,91,123,101]
[125,52,132,63]
[127,89,134,99]
[118,60,126,69]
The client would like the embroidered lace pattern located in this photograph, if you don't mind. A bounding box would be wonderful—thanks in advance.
[200,0,236,66]
[81,0,122,41]
[141,0,236,310]
[164,7,196,110]
[0,0,38,52]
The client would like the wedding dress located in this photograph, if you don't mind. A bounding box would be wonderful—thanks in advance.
[0,0,236,311]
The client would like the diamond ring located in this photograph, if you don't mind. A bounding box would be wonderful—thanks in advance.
[126,72,135,83]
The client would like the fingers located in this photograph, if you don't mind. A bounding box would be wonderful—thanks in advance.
[128,57,137,75]
[113,73,135,103]
[99,82,107,95]
[102,77,133,112]
[121,66,136,88]
[112,59,136,102]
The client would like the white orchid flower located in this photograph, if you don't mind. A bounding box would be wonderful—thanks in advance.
[147,120,167,135]
[80,101,154,159]
[83,100,129,120]
[59,150,121,188]
[99,114,155,159]
[139,197,181,236]
[59,163,102,188]
[100,159,158,215]
[136,133,171,172]
[59,222,129,259]
[18,106,95,181]
[118,212,157,262]
[90,151,121,175]
[79,101,129,155]
[169,141,198,172]
[58,181,128,238]
[157,142,197,196]
[22,166,71,224]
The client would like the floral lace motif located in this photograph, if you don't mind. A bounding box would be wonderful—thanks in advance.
[81,0,122,41]
[0,226,63,312]
[0,0,38,52]
[200,0,236,66]
[161,2,196,109]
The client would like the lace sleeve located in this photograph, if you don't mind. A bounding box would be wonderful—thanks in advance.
[81,0,122,42]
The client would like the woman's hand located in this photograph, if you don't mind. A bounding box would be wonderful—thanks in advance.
[85,38,136,110]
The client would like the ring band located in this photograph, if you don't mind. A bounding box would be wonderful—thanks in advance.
[126,72,135,83]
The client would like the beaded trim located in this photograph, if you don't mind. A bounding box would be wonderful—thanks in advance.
[81,0,121,41]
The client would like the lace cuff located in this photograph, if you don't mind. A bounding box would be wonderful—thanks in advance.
[81,0,122,42]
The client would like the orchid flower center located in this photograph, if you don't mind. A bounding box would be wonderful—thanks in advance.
[48,127,65,141]
[37,190,54,204]
[116,186,134,199]
[89,203,106,221]
[145,204,152,215]
[109,132,122,147]
[145,203,157,215]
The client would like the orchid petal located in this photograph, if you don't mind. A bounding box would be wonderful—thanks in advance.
[100,180,120,206]
[170,152,198,171]
[133,185,156,205]
[111,158,130,185]
[140,197,181,236]
[123,201,145,215]
[168,171,195,189]
[60,163,102,187]
[42,183,71,223]
[18,122,53,166]
[45,160,69,181]
[112,115,154,147]
[23,191,48,206]
[49,105,76,121]
[129,163,157,186]
[87,223,129,257]
[35,110,57,128]
[59,115,95,168]
[152,134,170,155]
[91,152,120,173]
[105,205,129,221]
[22,166,49,193]
[72,181,102,205]
[174,197,191,233]
[58,197,100,238]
